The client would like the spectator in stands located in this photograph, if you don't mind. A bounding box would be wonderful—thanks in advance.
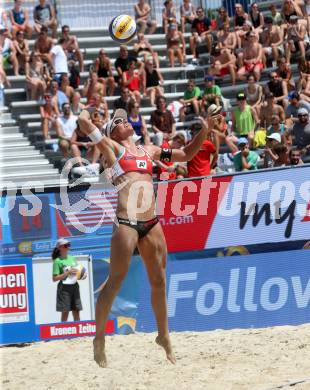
[237,32,264,81]
[284,15,308,63]
[87,93,110,125]
[245,74,263,117]
[180,0,196,34]
[59,74,74,102]
[179,79,201,121]
[127,99,148,141]
[187,120,217,177]
[115,45,138,85]
[276,57,294,91]
[261,16,284,66]
[51,38,68,76]
[215,7,230,31]
[150,95,176,145]
[0,29,19,76]
[83,70,104,105]
[71,91,84,116]
[9,0,33,39]
[40,92,60,139]
[287,108,310,158]
[61,25,84,72]
[93,49,115,96]
[234,3,249,32]
[269,4,283,26]
[0,63,10,106]
[263,132,281,168]
[26,51,48,100]
[70,123,100,168]
[206,104,228,144]
[13,30,29,75]
[264,71,288,108]
[50,79,69,112]
[260,93,285,128]
[33,0,57,38]
[143,58,164,106]
[122,59,143,104]
[249,3,264,32]
[285,91,310,124]
[190,7,212,64]
[282,0,304,26]
[56,102,78,157]
[166,23,186,67]
[207,47,236,85]
[162,0,177,35]
[133,33,160,69]
[231,138,259,171]
[201,76,222,113]
[217,23,237,52]
[273,143,289,167]
[134,0,157,35]
[34,25,53,70]
[267,114,286,138]
[228,92,258,148]
[113,87,131,112]
[288,148,304,165]
[0,7,9,33]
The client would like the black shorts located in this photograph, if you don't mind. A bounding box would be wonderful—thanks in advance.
[56,282,82,312]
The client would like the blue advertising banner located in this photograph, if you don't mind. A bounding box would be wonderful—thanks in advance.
[137,249,310,332]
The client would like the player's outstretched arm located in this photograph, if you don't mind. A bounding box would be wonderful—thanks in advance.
[145,117,210,163]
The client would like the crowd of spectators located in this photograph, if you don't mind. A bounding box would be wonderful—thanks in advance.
[0,0,310,180]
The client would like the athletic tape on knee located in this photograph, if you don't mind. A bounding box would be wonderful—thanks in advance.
[88,127,105,144]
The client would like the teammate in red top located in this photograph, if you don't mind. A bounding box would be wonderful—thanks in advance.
[187,122,217,177]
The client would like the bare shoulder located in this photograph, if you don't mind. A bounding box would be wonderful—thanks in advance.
[143,144,161,160]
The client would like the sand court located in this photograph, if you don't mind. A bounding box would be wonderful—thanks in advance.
[1,324,310,390]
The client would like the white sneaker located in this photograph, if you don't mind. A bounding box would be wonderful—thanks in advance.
[191,58,198,65]
[72,166,87,175]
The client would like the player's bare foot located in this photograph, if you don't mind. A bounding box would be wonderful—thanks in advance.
[155,335,176,364]
[93,337,107,368]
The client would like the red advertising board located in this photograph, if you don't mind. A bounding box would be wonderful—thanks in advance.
[0,264,29,323]
[40,320,115,340]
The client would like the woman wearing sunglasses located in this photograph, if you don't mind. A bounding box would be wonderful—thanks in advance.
[78,108,211,368]
[52,238,83,322]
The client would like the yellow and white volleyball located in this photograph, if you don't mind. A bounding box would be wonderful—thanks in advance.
[109,15,137,43]
[74,263,87,280]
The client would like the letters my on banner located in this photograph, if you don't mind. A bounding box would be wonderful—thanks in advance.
[0,265,29,324]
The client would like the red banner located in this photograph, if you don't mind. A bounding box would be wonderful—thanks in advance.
[40,320,115,339]
[0,265,28,321]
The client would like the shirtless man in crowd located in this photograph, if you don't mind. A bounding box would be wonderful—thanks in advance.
[207,47,236,85]
[259,92,285,128]
[33,25,53,69]
[217,23,237,52]
[237,31,264,80]
[83,70,105,105]
[61,25,84,72]
[261,16,284,65]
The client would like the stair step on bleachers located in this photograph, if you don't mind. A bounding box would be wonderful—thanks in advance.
[0,137,30,146]
[1,163,55,174]
[0,126,20,135]
[0,158,49,169]
[0,133,24,140]
[3,154,46,163]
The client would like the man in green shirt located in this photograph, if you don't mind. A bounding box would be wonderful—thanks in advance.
[233,137,259,171]
[179,79,201,121]
[201,75,222,114]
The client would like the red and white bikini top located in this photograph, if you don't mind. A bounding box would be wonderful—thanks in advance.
[111,145,153,180]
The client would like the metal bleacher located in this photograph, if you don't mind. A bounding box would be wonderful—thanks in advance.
[2,0,291,188]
